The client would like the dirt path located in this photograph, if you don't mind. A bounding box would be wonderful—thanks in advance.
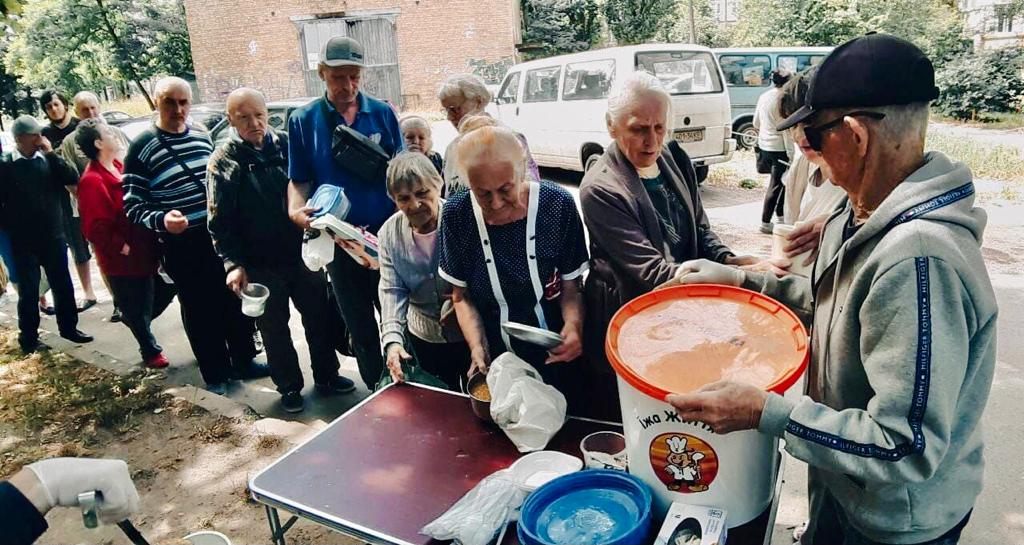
[0,333,351,545]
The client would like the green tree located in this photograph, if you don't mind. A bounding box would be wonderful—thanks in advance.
[604,0,680,45]
[934,49,1024,120]
[663,0,731,47]
[730,0,961,53]
[521,0,601,59]
[3,0,192,109]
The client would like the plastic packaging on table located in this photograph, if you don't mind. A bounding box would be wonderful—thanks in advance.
[488,352,567,453]
[421,468,526,545]
[301,229,334,271]
[307,184,351,220]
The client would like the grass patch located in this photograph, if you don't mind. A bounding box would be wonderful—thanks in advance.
[932,110,1024,130]
[926,131,1024,183]
[0,330,170,476]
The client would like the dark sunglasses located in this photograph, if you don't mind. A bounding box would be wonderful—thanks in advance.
[804,111,886,151]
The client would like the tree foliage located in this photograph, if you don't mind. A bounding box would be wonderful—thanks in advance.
[3,0,192,97]
[521,0,601,60]
[729,0,961,54]
[604,0,679,45]
[663,0,731,48]
[934,49,1024,120]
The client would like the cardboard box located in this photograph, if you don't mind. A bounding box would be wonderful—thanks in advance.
[654,502,728,545]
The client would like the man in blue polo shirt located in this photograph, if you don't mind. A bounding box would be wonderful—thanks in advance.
[287,36,402,388]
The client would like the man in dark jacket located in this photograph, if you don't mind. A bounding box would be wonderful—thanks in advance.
[208,88,349,413]
[0,115,93,352]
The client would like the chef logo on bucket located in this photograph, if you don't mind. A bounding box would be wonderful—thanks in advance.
[651,433,718,492]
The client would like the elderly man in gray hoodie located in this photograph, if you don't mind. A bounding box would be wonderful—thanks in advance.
[664,34,997,545]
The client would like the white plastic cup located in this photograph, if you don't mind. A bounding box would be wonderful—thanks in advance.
[580,431,628,470]
[773,222,812,277]
[240,283,270,317]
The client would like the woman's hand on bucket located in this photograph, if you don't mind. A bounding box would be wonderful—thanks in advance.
[467,347,490,377]
[665,381,768,434]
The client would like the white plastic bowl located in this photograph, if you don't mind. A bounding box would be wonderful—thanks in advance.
[509,451,583,492]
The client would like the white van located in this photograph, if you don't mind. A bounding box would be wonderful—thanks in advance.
[490,44,735,182]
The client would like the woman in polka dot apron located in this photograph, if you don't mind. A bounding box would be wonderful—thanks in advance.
[438,126,589,405]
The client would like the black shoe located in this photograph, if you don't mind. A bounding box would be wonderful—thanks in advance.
[60,329,94,344]
[77,299,97,312]
[281,391,304,413]
[233,360,271,380]
[19,339,40,354]
[39,304,55,316]
[110,306,122,323]
[315,376,356,395]
[206,382,228,396]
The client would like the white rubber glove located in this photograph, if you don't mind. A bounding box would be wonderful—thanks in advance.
[26,458,140,523]
[660,259,744,289]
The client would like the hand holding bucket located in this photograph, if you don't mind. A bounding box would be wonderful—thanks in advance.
[239,283,270,318]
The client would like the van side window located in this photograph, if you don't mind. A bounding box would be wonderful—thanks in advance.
[497,72,521,104]
[562,59,615,101]
[636,51,723,95]
[719,55,771,87]
[523,66,562,103]
[778,55,826,74]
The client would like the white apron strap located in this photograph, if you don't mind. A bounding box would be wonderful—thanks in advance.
[524,182,547,330]
[470,190,513,349]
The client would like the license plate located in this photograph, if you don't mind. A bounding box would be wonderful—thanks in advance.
[674,129,705,144]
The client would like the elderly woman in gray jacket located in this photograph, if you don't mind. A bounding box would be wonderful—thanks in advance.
[378,152,470,391]
[579,72,756,420]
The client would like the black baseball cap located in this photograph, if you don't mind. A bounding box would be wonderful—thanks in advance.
[321,36,365,68]
[777,33,940,131]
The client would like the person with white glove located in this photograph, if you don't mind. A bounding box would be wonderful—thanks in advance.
[2,457,140,545]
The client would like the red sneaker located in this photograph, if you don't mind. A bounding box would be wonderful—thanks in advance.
[144,353,170,369]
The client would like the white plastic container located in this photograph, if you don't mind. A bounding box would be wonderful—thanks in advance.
[606,284,808,528]
[240,283,270,317]
[772,222,813,277]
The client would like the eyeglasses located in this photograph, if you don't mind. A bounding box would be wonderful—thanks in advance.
[804,111,886,151]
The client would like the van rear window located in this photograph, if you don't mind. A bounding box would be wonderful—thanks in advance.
[635,51,723,95]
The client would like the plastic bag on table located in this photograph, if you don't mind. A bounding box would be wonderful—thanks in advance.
[421,469,526,545]
[301,229,334,271]
[488,352,567,453]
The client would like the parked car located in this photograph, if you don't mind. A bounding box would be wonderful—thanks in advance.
[101,110,135,126]
[207,97,316,147]
[713,46,833,149]
[489,44,735,182]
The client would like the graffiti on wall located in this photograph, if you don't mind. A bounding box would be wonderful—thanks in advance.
[467,57,514,85]
[197,61,307,101]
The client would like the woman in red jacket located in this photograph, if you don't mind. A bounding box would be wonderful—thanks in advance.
[75,119,175,368]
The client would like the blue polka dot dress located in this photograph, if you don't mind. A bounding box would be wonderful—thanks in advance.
[438,181,589,371]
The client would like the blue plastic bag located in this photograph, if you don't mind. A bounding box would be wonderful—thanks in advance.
[307,184,351,220]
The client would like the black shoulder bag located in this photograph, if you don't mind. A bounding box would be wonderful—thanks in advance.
[320,99,390,187]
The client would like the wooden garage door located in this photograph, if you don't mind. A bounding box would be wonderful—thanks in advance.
[298,16,402,106]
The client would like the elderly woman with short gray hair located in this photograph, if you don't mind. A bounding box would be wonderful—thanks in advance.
[438,126,588,405]
[378,152,469,390]
[578,72,754,420]
[436,73,540,195]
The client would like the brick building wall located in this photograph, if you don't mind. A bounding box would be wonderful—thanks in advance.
[183,0,521,110]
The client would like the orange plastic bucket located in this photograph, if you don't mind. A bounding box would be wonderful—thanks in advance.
[605,284,808,527]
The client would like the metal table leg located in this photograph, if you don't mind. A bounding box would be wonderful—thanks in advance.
[265,505,298,545]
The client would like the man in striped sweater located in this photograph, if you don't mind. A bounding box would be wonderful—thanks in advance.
[123,77,267,395]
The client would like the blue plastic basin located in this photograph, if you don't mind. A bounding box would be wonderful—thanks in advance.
[518,469,653,545]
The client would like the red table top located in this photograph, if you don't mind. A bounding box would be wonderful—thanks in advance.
[250,383,621,545]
